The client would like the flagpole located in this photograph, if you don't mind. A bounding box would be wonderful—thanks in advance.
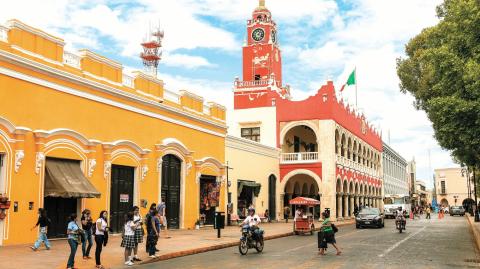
[355,66,358,108]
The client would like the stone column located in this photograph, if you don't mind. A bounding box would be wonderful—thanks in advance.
[343,194,348,218]
[349,194,354,217]
[336,193,343,220]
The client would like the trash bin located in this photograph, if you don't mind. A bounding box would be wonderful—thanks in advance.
[214,211,225,229]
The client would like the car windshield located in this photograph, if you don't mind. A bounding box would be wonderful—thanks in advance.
[359,208,380,215]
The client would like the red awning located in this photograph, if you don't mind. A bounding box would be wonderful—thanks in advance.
[289,197,320,206]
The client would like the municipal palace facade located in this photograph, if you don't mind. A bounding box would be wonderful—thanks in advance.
[0,1,385,246]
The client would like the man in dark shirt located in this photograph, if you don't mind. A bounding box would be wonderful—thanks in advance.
[30,208,51,250]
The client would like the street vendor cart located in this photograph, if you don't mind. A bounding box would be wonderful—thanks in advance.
[289,197,320,235]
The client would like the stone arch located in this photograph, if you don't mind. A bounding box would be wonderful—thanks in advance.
[352,140,357,162]
[357,144,362,164]
[302,183,309,196]
[335,129,340,155]
[440,198,449,207]
[340,133,346,157]
[281,169,323,195]
[347,137,352,159]
[279,121,320,147]
[343,179,348,193]
[336,177,342,193]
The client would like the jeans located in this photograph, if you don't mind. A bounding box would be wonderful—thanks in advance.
[94,235,104,265]
[33,232,51,249]
[67,239,78,268]
[146,234,158,256]
[82,230,93,257]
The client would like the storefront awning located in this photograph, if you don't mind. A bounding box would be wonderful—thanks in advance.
[238,180,261,197]
[44,158,101,198]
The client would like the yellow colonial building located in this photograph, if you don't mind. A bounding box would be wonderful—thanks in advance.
[0,20,227,245]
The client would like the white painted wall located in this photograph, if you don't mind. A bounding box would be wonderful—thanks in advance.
[228,106,277,148]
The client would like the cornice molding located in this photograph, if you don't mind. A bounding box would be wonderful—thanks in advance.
[0,65,226,138]
[7,19,65,46]
[0,50,227,131]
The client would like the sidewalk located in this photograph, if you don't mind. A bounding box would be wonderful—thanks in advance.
[466,213,480,252]
[0,219,354,269]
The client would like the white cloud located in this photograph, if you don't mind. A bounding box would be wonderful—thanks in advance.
[162,53,215,69]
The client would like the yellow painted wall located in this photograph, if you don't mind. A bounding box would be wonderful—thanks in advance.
[0,21,227,246]
[225,136,280,219]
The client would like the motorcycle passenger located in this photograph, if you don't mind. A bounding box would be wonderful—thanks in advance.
[395,206,406,228]
[240,208,261,238]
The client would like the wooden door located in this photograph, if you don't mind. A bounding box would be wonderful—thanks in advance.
[268,175,276,220]
[110,165,134,233]
[44,197,77,238]
[161,155,181,229]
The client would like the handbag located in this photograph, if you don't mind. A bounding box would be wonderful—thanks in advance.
[331,223,339,233]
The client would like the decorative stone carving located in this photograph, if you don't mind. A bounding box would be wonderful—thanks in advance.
[156,158,163,172]
[141,165,149,181]
[186,162,192,175]
[35,152,45,175]
[104,161,112,180]
[195,171,201,184]
[88,159,96,178]
[14,150,24,173]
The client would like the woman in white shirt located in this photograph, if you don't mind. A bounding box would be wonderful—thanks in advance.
[95,211,108,269]
[132,206,143,262]
[121,212,140,266]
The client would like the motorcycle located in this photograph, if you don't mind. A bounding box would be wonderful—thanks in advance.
[396,218,406,233]
[239,224,264,255]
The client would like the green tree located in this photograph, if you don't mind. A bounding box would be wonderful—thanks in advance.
[397,0,480,167]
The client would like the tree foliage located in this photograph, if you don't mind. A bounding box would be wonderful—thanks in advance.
[397,0,480,167]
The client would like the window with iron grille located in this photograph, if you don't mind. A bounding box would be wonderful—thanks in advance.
[441,181,446,194]
[241,127,260,142]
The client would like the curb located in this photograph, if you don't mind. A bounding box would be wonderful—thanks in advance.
[139,221,354,265]
[466,215,480,253]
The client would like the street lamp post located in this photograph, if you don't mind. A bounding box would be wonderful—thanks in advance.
[225,161,234,225]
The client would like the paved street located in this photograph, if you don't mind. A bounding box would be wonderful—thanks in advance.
[135,215,478,269]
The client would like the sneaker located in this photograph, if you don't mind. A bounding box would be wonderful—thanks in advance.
[133,257,142,262]
[125,261,134,266]
[30,246,37,251]
[149,255,157,258]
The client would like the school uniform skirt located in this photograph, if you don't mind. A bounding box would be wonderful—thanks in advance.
[134,228,143,244]
[121,235,136,249]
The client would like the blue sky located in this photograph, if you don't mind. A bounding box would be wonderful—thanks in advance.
[0,0,458,188]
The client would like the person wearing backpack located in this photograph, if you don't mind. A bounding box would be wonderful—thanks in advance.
[94,210,108,269]
[30,208,51,251]
[145,204,160,258]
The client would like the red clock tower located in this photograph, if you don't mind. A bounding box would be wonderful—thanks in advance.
[234,0,290,111]
[243,0,282,85]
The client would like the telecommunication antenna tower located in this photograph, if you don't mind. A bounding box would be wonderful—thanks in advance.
[140,23,164,77]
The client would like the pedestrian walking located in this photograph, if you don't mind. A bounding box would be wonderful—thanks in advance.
[30,208,51,251]
[94,210,108,269]
[426,207,431,219]
[81,209,93,259]
[66,213,80,269]
[121,211,140,266]
[146,207,160,258]
[157,197,170,238]
[131,206,143,262]
[283,206,290,223]
[318,211,341,256]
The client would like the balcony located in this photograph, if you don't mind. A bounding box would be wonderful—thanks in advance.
[281,152,319,164]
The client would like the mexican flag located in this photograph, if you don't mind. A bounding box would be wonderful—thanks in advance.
[340,69,356,92]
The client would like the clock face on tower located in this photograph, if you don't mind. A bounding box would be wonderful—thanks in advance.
[252,28,265,42]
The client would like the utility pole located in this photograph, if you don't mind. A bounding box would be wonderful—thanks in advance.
[225,161,234,225]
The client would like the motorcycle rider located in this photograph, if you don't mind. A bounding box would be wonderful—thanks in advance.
[240,208,261,238]
[395,206,406,229]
